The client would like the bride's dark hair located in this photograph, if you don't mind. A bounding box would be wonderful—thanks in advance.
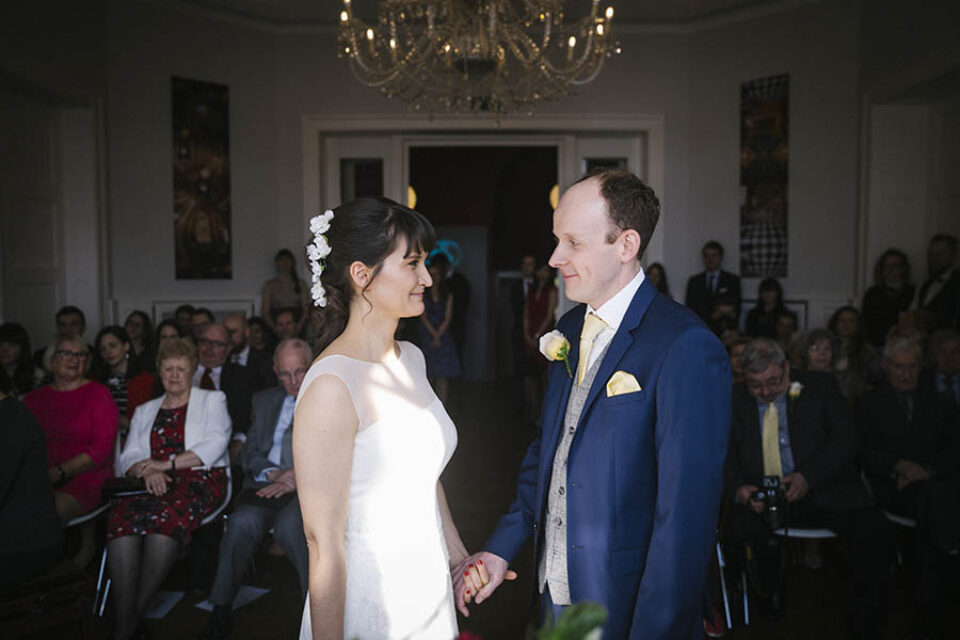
[310,197,435,353]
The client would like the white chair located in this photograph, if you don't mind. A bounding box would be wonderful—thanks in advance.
[716,540,750,628]
[94,465,233,617]
[772,527,838,540]
[882,509,917,529]
[66,502,110,528]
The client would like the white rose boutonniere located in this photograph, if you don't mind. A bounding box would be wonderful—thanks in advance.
[788,381,803,400]
[539,330,572,378]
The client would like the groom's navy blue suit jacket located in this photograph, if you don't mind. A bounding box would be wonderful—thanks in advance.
[485,278,731,638]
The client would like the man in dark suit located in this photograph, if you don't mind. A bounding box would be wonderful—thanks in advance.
[200,339,311,640]
[194,323,257,464]
[457,170,731,638]
[914,234,960,331]
[685,240,742,323]
[723,338,892,639]
[920,328,960,411]
[224,313,277,391]
[857,334,960,636]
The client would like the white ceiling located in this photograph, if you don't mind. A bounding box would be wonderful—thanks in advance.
[176,0,788,27]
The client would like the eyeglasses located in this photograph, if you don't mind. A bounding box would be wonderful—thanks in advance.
[277,368,308,381]
[745,367,785,394]
[55,349,89,361]
[197,338,229,349]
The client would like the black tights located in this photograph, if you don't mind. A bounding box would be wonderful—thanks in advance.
[107,534,180,640]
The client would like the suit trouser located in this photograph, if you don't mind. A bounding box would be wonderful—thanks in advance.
[722,500,893,638]
[209,487,309,607]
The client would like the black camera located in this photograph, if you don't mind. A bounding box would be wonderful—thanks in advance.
[751,475,787,530]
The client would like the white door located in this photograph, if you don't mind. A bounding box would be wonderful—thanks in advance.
[322,135,402,210]
[0,90,64,349]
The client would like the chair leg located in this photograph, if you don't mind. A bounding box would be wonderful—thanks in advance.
[716,542,733,629]
[94,547,108,615]
[99,579,111,618]
[741,571,750,626]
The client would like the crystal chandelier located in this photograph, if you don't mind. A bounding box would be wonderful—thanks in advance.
[336,1,620,115]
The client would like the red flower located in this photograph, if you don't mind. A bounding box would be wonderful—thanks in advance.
[457,632,483,640]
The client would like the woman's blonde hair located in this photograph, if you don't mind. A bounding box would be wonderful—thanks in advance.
[156,337,198,372]
[43,335,91,376]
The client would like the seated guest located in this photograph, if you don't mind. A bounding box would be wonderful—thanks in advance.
[223,313,276,390]
[723,338,892,639]
[801,328,865,402]
[857,334,960,632]
[745,277,786,338]
[195,323,256,462]
[156,318,184,347]
[773,308,798,352]
[175,304,195,334]
[0,322,42,398]
[23,335,118,567]
[261,248,309,338]
[862,248,915,347]
[830,306,874,383]
[685,240,742,322]
[248,316,276,356]
[124,310,156,373]
[711,295,739,324]
[192,307,217,340]
[728,337,750,385]
[32,305,89,369]
[914,234,960,331]
[0,384,63,590]
[108,337,230,640]
[92,326,156,438]
[646,262,671,297]
[272,309,300,341]
[711,315,741,349]
[200,339,311,639]
[921,328,960,410]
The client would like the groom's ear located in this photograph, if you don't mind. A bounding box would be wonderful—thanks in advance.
[619,228,642,263]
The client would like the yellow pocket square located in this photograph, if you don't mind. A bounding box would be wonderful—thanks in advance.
[606,371,642,397]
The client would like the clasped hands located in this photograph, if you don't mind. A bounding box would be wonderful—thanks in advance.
[130,458,175,496]
[450,552,517,617]
[894,459,930,490]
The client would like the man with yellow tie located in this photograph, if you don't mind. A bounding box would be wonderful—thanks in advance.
[452,169,732,638]
[723,338,893,639]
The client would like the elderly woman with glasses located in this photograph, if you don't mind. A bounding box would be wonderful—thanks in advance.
[107,337,231,640]
[23,335,119,522]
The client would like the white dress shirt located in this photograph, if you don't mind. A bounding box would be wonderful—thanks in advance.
[192,364,223,390]
[584,268,646,371]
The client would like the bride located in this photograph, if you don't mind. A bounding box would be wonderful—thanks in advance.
[294,198,481,639]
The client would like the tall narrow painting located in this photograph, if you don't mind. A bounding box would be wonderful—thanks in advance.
[739,73,789,278]
[172,76,232,279]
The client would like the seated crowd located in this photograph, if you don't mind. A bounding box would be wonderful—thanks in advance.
[0,232,957,639]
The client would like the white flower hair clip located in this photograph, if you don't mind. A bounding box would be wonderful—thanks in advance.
[308,209,334,307]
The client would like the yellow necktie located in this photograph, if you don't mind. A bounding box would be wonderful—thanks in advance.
[577,312,608,386]
[762,402,783,478]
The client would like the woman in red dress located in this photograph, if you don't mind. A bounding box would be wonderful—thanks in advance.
[24,335,119,566]
[107,338,230,640]
[522,263,558,427]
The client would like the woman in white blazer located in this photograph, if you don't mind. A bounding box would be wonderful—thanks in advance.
[105,338,232,640]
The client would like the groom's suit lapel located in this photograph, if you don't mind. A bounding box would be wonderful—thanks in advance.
[577,278,658,432]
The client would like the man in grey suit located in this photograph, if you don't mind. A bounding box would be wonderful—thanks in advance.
[201,339,312,640]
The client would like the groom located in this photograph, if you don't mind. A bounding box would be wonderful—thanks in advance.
[456,170,731,638]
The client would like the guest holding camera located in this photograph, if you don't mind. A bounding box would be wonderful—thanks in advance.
[722,338,891,639]
[107,337,230,640]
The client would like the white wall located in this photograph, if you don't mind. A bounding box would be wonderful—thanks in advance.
[98,0,868,332]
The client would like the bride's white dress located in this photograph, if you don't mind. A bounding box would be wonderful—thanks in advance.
[297,341,459,640]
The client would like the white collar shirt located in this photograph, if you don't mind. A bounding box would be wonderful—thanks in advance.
[584,267,646,371]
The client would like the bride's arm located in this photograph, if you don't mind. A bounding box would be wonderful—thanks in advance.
[437,481,468,567]
[294,375,358,640]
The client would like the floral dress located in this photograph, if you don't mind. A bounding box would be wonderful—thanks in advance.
[107,406,227,544]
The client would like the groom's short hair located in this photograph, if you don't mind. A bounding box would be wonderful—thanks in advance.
[577,168,661,260]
